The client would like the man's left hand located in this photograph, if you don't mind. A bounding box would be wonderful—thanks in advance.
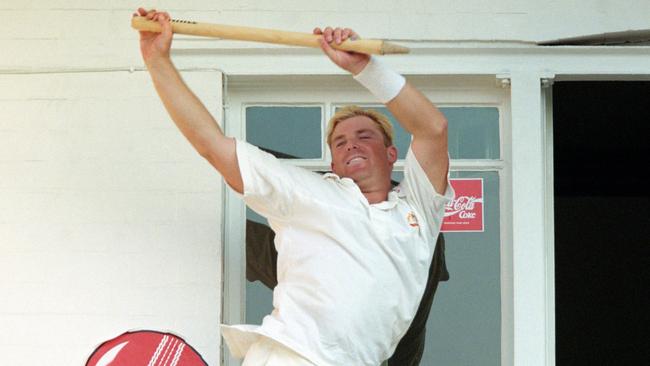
[313,27,370,75]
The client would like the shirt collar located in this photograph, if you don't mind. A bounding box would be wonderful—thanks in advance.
[323,173,401,210]
[371,190,399,210]
[323,172,355,184]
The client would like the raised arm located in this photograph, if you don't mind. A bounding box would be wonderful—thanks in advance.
[316,27,448,194]
[135,8,243,193]
[385,83,449,195]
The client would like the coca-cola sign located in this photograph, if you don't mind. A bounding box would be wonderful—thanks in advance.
[441,178,484,232]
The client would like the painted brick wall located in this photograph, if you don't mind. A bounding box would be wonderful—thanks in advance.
[0,70,223,365]
[1,1,647,365]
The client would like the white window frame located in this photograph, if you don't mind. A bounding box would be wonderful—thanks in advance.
[220,74,511,366]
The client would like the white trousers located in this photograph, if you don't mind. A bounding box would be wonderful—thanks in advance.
[242,336,316,366]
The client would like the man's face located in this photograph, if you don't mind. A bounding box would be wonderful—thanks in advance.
[329,115,397,183]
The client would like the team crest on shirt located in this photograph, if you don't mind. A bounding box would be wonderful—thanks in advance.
[406,211,419,227]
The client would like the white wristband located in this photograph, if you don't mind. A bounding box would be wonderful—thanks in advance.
[353,56,406,104]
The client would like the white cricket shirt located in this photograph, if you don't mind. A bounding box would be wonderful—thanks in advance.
[221,140,454,366]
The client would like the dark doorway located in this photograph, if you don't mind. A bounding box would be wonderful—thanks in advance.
[553,81,649,365]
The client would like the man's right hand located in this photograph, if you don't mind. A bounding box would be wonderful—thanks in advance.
[133,8,173,67]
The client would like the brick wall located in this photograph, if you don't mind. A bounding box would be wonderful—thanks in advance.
[0,70,223,364]
[1,1,647,365]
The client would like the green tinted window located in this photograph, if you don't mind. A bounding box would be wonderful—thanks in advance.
[427,171,501,365]
[444,107,500,159]
[246,106,322,159]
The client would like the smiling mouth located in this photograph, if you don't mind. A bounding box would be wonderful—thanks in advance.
[346,157,367,165]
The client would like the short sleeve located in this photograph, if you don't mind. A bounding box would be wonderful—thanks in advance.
[399,148,455,235]
[234,139,323,221]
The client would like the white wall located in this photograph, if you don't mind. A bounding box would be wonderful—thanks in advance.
[1,1,647,365]
[2,0,650,70]
[0,69,223,365]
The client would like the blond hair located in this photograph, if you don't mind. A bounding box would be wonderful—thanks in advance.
[326,106,394,147]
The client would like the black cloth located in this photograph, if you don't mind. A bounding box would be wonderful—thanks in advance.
[245,220,449,366]
[245,220,279,289]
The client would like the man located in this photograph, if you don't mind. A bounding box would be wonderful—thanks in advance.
[135,7,453,366]
[246,221,449,366]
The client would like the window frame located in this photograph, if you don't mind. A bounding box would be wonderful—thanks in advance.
[221,75,511,366]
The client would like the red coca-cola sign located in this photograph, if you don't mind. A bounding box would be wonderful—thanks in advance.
[442,178,484,232]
